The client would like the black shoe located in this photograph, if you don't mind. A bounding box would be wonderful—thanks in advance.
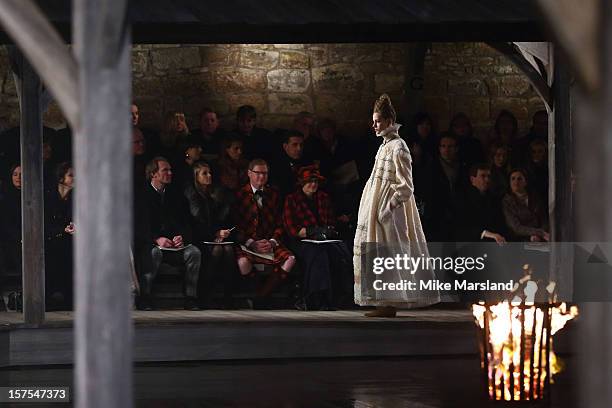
[184,297,200,311]
[138,296,154,311]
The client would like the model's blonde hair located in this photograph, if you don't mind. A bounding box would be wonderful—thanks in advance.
[373,93,396,123]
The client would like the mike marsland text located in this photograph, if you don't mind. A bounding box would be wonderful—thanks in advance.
[372,279,515,291]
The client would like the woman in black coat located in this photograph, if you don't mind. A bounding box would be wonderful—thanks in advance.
[184,160,237,308]
[44,162,75,310]
[0,164,23,287]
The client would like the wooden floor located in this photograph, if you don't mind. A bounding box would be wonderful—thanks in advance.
[0,308,474,328]
[0,308,575,369]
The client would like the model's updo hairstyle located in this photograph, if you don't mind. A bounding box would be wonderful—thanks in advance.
[373,93,396,123]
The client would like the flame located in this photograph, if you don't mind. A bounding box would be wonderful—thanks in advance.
[472,302,578,401]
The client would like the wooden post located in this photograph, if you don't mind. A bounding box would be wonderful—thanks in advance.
[549,50,574,298]
[73,1,133,407]
[18,53,45,324]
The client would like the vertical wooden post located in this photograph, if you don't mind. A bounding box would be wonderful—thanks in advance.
[548,50,574,298]
[19,53,45,324]
[73,1,133,407]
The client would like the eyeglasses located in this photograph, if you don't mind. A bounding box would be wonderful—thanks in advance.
[249,170,268,175]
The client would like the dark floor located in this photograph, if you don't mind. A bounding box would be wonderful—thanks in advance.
[0,355,576,408]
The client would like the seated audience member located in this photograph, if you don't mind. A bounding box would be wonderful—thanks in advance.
[428,135,467,242]
[132,103,160,156]
[456,164,507,243]
[158,111,190,163]
[488,143,510,200]
[139,157,202,310]
[488,110,519,165]
[0,165,23,281]
[524,138,548,201]
[189,107,225,158]
[407,138,433,222]
[502,169,549,242]
[270,130,313,198]
[233,159,296,309]
[316,118,360,230]
[401,112,438,160]
[235,105,275,161]
[44,162,75,310]
[174,142,203,189]
[293,111,324,162]
[515,110,548,164]
[132,127,149,188]
[215,133,249,191]
[447,112,485,168]
[184,161,236,308]
[283,166,352,310]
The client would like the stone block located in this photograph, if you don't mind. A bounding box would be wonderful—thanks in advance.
[273,44,304,50]
[448,78,488,96]
[240,49,279,69]
[267,69,311,93]
[280,51,309,69]
[308,46,328,67]
[268,94,313,115]
[312,64,365,93]
[214,68,266,92]
[260,114,294,131]
[500,75,532,96]
[151,47,201,70]
[132,51,149,74]
[375,73,405,94]
[201,46,239,66]
[328,44,357,63]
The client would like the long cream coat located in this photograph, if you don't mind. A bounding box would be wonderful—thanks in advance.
[353,124,440,307]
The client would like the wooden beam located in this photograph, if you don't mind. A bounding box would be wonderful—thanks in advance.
[0,0,79,129]
[548,52,574,299]
[18,53,45,325]
[72,0,133,407]
[487,42,552,111]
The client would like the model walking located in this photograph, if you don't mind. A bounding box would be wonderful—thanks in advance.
[353,94,440,317]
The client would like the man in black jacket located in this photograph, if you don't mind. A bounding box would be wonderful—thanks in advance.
[138,157,202,310]
[455,164,507,244]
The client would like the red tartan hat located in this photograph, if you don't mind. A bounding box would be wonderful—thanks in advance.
[297,164,325,185]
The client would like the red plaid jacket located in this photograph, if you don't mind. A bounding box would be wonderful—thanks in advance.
[234,183,284,242]
[283,190,335,238]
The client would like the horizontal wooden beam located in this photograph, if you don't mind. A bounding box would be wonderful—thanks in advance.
[0,0,79,129]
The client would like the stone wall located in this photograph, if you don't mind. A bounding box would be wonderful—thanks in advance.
[0,43,545,141]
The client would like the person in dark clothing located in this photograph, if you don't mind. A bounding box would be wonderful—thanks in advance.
[0,164,23,282]
[283,166,352,310]
[401,112,438,160]
[235,105,276,162]
[269,130,313,199]
[132,103,160,158]
[488,142,510,200]
[455,164,507,243]
[514,110,548,166]
[184,161,237,308]
[215,133,249,192]
[293,111,325,162]
[524,138,548,203]
[44,162,75,310]
[138,157,202,310]
[188,107,226,158]
[428,135,468,242]
[447,112,485,168]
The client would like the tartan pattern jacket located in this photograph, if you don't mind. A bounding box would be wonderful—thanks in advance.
[233,183,284,242]
[283,190,335,238]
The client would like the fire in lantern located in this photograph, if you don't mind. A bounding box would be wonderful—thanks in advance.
[472,265,579,401]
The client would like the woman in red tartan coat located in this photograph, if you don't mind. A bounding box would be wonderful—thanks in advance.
[283,165,352,310]
[233,159,296,303]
